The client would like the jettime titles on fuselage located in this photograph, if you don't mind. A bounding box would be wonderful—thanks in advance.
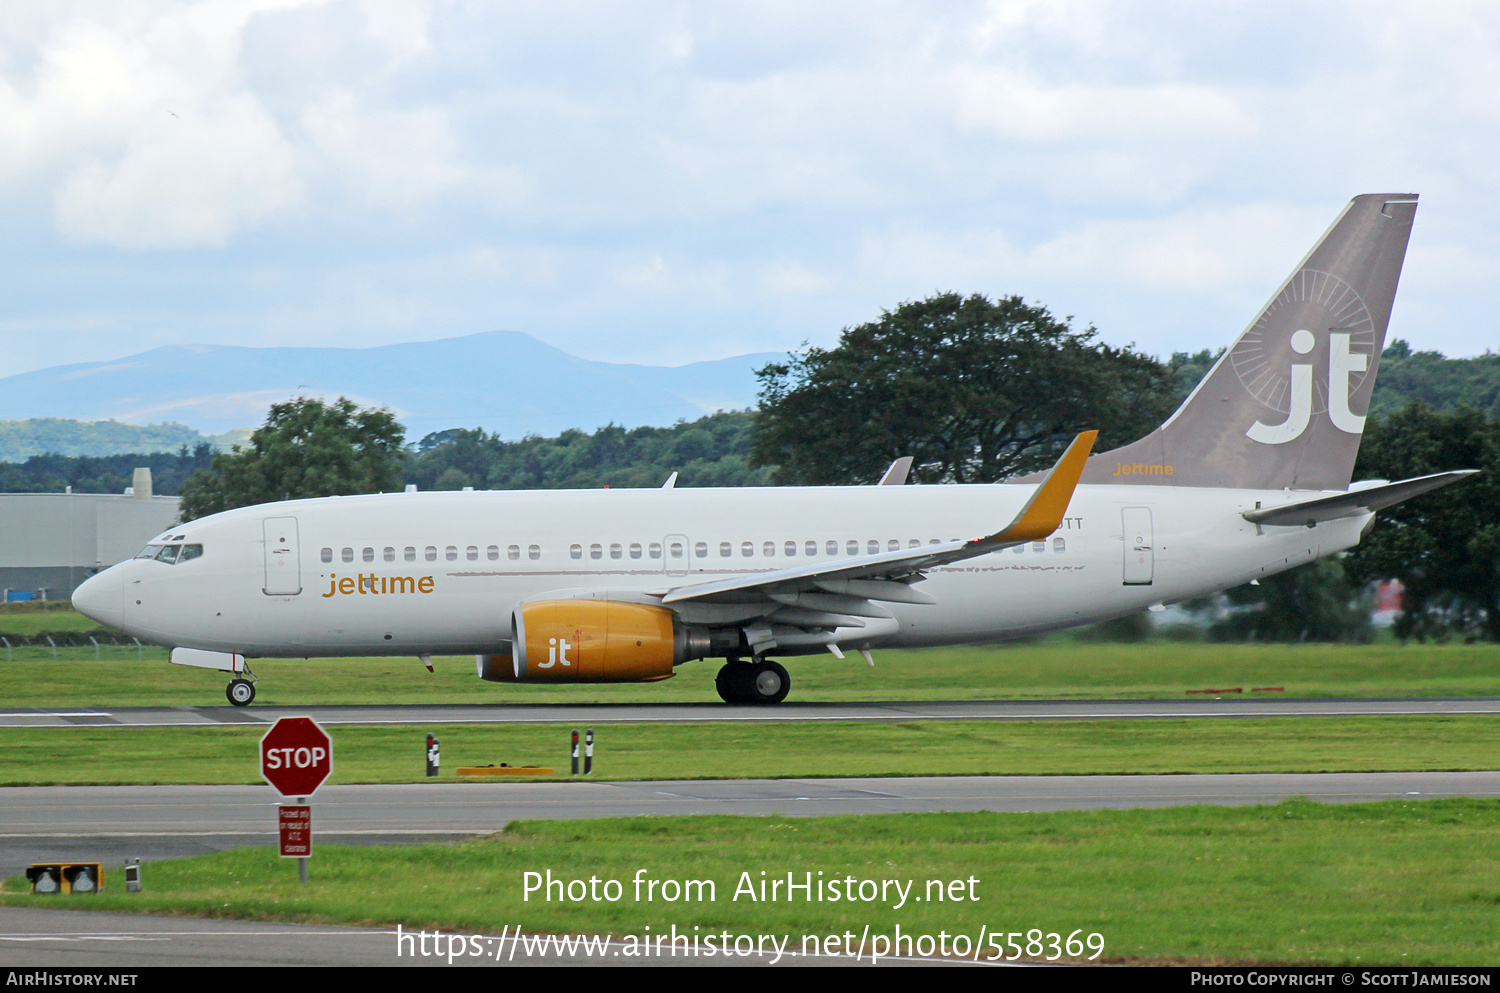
[322,574,435,597]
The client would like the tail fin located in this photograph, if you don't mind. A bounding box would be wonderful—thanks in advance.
[1085,193,1418,491]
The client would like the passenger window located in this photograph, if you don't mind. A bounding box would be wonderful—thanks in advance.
[508,545,520,560]
[342,547,354,563]
[630,543,642,559]
[695,542,708,558]
[405,546,416,562]
[425,546,437,561]
[669,541,684,559]
[610,543,623,559]
[487,545,499,560]
[908,539,920,548]
[446,546,458,561]
[1032,541,1045,553]
[570,544,583,560]
[1012,544,1024,554]
[649,542,662,559]
[1053,537,1066,553]
[590,544,603,560]
[826,540,838,556]
[846,540,858,556]
[320,547,332,563]
[177,544,203,563]
[867,540,879,555]
[384,547,395,562]
[806,540,817,556]
[528,545,541,560]
[467,546,478,561]
[888,539,900,552]
[742,542,754,557]
[155,545,180,564]
[363,547,374,562]
[763,542,775,557]
[784,541,796,557]
[720,542,732,557]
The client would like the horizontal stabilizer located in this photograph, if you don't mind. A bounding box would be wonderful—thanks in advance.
[1242,470,1477,528]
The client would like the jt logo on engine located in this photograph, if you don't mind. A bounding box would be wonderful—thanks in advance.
[542,637,574,668]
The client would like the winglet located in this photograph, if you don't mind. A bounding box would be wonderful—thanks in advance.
[983,431,1097,544]
[878,456,914,485]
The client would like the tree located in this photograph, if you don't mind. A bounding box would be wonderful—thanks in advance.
[751,292,1178,484]
[1207,558,1373,643]
[178,397,406,520]
[1345,403,1500,642]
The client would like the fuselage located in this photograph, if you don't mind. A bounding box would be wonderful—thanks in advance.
[73,482,1369,659]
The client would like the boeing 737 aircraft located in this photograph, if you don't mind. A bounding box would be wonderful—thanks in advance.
[73,193,1473,706]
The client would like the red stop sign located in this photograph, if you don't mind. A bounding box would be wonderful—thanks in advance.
[260,717,333,797]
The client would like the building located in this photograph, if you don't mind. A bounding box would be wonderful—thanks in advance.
[0,469,180,601]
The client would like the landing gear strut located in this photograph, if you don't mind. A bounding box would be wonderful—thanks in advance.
[715,659,790,705]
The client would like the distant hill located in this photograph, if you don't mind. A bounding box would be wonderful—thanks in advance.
[0,418,247,463]
[0,331,780,443]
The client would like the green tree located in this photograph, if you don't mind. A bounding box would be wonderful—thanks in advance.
[178,397,406,520]
[1346,403,1500,642]
[751,292,1178,484]
[1208,558,1373,643]
[403,412,772,491]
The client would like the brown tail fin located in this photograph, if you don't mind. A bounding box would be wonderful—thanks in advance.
[1083,193,1418,491]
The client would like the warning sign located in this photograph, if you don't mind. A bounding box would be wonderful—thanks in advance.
[279,804,312,858]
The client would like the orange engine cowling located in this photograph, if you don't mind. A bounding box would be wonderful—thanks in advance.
[501,599,706,682]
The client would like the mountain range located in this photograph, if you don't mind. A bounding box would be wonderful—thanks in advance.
[0,332,780,445]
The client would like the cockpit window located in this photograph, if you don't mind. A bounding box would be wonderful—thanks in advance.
[136,543,203,564]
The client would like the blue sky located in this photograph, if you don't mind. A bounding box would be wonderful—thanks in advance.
[1,0,1495,385]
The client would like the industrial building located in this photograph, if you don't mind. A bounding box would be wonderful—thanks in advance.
[0,469,180,601]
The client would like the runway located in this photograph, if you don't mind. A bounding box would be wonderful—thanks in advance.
[3,696,1498,728]
[4,771,1498,872]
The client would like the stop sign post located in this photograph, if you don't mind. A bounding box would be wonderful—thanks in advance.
[260,717,332,883]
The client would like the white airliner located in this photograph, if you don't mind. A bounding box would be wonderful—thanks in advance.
[72,193,1472,706]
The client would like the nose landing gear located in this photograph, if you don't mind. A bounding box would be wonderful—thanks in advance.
[715,659,790,705]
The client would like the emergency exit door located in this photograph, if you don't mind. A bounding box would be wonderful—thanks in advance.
[263,517,302,595]
[1121,507,1154,585]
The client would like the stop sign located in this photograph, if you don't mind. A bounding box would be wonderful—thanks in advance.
[260,717,333,797]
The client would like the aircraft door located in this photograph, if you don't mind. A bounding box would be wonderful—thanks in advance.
[663,534,691,576]
[1121,507,1154,585]
[263,517,302,595]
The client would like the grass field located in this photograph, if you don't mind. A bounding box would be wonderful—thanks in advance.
[5,630,1500,706]
[2,715,1495,785]
[5,801,1498,965]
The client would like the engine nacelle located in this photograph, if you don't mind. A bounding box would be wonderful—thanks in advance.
[494,599,709,682]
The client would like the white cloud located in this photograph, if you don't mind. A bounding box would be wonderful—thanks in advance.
[1,0,1500,385]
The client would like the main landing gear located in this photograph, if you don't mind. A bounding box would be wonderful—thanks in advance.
[715,659,790,705]
[226,670,258,707]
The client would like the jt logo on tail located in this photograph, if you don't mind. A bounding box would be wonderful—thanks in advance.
[1246,329,1369,444]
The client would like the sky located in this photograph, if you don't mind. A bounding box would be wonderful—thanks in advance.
[0,0,1496,384]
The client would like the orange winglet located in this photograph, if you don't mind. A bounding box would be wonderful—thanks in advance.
[985,430,1098,544]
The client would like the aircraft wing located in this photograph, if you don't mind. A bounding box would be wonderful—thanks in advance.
[659,432,1097,627]
[1241,470,1477,528]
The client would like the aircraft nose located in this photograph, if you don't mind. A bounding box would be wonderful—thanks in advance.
[73,566,124,628]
